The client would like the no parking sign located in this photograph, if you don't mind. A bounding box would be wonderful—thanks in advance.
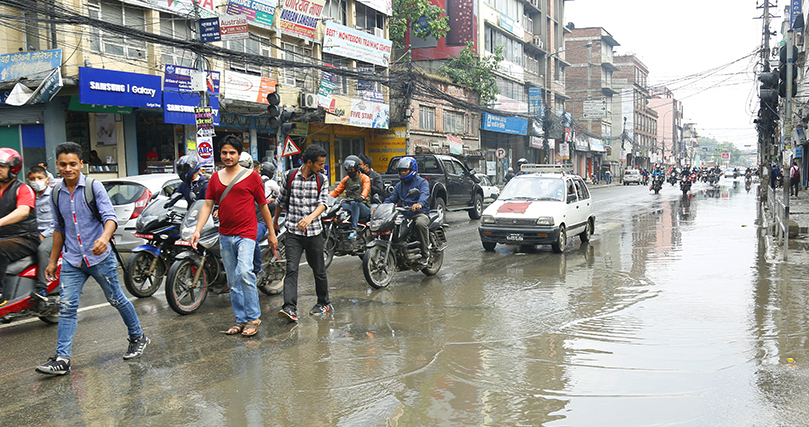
[495,147,507,159]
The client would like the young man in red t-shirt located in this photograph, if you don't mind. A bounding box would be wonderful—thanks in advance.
[0,148,39,305]
[190,136,278,336]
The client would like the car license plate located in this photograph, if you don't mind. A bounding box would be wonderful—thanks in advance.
[506,233,524,241]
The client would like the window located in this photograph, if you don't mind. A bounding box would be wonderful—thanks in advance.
[323,0,347,26]
[356,62,383,95]
[323,54,349,95]
[356,3,383,31]
[88,0,146,60]
[420,106,436,131]
[444,110,465,134]
[228,37,271,76]
[160,13,194,68]
[484,26,522,66]
[283,42,313,88]
[495,77,525,103]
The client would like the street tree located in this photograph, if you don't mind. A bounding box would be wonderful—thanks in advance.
[438,42,504,106]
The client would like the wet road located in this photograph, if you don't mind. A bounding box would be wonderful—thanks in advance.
[1,178,806,426]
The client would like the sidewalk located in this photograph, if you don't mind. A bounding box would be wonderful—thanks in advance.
[771,186,809,236]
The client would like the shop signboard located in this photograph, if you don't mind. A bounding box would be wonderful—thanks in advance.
[226,0,276,28]
[276,0,326,41]
[199,17,221,42]
[220,14,249,40]
[124,0,215,18]
[447,134,463,155]
[164,65,219,95]
[197,138,214,167]
[317,70,336,110]
[323,21,392,67]
[195,107,215,137]
[0,48,61,82]
[79,67,161,108]
[558,142,570,159]
[2,66,63,106]
[530,136,543,149]
[222,70,276,103]
[481,112,527,135]
[349,98,389,129]
[528,87,542,119]
[164,92,220,126]
[368,126,405,171]
[67,95,132,114]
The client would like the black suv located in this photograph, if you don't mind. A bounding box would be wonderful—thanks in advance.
[381,154,486,219]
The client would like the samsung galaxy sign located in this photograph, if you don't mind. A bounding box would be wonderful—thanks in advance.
[79,67,162,108]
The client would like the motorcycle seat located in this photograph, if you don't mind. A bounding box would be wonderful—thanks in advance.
[6,254,37,276]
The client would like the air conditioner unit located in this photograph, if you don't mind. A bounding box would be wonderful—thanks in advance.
[300,92,318,109]
[374,27,385,38]
[532,36,544,49]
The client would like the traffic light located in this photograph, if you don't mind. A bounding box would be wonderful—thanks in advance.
[779,44,799,98]
[757,71,780,135]
[266,91,297,134]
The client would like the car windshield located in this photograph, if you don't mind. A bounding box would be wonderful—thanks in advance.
[500,177,564,201]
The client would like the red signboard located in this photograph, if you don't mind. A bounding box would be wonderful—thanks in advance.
[721,152,730,159]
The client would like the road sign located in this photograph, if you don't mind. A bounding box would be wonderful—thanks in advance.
[721,152,730,160]
[281,136,300,158]
[495,147,507,159]
[582,98,607,119]
[195,106,215,137]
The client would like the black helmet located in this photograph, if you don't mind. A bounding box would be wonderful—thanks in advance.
[344,155,361,178]
[175,155,200,184]
[260,161,276,179]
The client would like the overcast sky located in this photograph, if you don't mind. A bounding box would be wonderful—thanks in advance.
[565,0,778,150]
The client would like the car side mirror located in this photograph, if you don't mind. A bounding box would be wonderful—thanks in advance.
[406,188,421,197]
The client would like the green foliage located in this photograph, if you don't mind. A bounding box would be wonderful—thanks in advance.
[437,42,504,106]
[699,137,746,165]
[390,0,450,49]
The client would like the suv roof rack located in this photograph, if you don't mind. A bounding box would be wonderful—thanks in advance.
[521,164,573,175]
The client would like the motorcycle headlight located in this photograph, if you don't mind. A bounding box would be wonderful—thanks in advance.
[181,225,195,241]
[481,215,495,224]
[536,216,554,226]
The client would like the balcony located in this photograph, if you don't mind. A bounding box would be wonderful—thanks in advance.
[523,0,541,13]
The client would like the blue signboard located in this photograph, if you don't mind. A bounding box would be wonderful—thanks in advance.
[0,49,61,82]
[164,65,219,95]
[200,17,221,42]
[79,67,162,108]
[163,92,220,125]
[529,87,542,119]
[792,0,803,28]
[481,112,528,135]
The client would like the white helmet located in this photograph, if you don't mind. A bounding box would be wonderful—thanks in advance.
[238,152,253,168]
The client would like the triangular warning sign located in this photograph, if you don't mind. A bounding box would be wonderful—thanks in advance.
[281,136,300,158]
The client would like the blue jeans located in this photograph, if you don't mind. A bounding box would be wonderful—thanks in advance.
[254,222,268,274]
[56,252,143,357]
[220,235,260,323]
[340,201,371,230]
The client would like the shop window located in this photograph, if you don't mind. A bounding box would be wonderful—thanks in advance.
[160,13,194,68]
[323,0,347,26]
[420,106,435,131]
[87,0,146,61]
[444,110,465,135]
[323,54,349,95]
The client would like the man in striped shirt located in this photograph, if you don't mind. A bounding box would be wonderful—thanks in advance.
[274,145,330,323]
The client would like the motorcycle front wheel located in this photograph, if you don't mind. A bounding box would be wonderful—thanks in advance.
[363,246,394,289]
[38,295,61,324]
[257,240,286,296]
[166,258,209,315]
[124,251,164,298]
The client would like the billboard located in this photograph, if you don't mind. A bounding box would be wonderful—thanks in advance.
[323,21,392,67]
[411,0,477,60]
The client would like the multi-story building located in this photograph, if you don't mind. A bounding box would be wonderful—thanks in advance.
[648,88,683,166]
[682,123,699,166]
[410,0,572,183]
[564,26,620,180]
[0,0,394,184]
[613,54,658,170]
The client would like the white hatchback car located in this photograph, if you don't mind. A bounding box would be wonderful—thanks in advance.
[623,169,642,185]
[102,173,182,252]
[478,165,595,253]
[475,173,500,201]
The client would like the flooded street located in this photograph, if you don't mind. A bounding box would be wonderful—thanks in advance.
[2,180,808,426]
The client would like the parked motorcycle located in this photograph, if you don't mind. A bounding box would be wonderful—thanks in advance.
[362,189,449,289]
[123,192,187,298]
[0,255,61,324]
[165,199,228,315]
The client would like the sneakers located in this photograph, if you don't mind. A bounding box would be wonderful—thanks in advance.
[123,335,150,360]
[36,356,71,375]
[309,303,333,316]
[348,230,357,240]
[278,307,298,323]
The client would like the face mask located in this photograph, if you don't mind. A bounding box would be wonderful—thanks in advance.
[29,180,47,192]
[347,170,357,179]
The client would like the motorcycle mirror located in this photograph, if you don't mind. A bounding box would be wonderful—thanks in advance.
[372,193,382,204]
[406,188,420,197]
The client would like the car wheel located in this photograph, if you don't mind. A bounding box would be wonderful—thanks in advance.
[468,193,483,220]
[579,218,592,243]
[551,225,566,253]
[482,241,496,252]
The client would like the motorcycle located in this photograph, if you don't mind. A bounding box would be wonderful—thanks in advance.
[0,255,61,324]
[323,187,381,269]
[164,199,228,315]
[668,173,678,186]
[745,173,752,192]
[362,189,449,289]
[651,174,664,194]
[123,192,187,298]
[680,174,693,195]
[256,214,287,296]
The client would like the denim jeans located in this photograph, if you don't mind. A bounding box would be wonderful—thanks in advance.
[220,234,261,323]
[56,252,143,357]
[283,232,329,311]
[254,222,268,274]
[340,201,371,230]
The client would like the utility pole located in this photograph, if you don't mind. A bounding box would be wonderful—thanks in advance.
[784,27,794,261]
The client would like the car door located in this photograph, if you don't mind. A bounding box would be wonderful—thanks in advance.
[451,159,475,205]
[442,159,463,206]
[564,178,581,229]
[574,177,591,229]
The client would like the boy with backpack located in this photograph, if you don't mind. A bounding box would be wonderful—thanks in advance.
[36,142,149,376]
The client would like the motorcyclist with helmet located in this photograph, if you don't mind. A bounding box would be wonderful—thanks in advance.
[517,158,529,174]
[0,148,39,305]
[259,161,280,215]
[383,156,430,265]
[170,155,209,206]
[329,155,371,240]
[651,164,664,189]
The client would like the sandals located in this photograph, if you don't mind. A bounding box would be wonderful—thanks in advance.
[226,323,246,335]
[242,319,261,336]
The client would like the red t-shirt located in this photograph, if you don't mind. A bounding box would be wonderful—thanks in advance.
[0,182,35,209]
[206,170,266,239]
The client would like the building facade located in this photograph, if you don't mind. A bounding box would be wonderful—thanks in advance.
[648,88,683,167]
[613,54,658,170]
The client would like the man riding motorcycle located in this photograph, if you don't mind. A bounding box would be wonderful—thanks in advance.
[0,148,39,305]
[650,165,665,189]
[170,155,209,206]
[329,155,371,240]
[383,157,430,265]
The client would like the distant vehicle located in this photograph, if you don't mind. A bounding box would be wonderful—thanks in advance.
[623,169,642,185]
[102,173,182,252]
[475,173,500,201]
[479,164,595,253]
[724,169,736,178]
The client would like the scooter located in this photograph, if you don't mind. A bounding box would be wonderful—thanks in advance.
[362,188,449,289]
[123,192,187,298]
[0,255,61,324]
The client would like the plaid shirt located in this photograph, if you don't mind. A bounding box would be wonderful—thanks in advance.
[277,169,328,237]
